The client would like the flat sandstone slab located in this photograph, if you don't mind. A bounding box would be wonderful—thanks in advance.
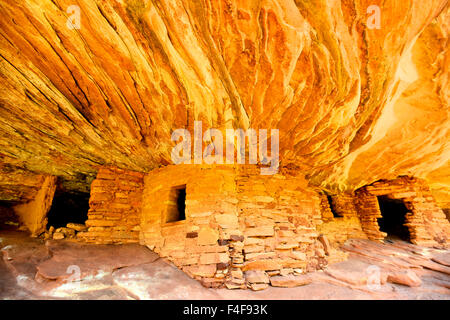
[269,275,312,288]
[36,240,159,281]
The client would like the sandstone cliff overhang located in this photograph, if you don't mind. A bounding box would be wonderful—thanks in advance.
[0,1,448,206]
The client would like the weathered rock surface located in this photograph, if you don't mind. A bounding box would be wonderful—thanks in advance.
[245,270,270,284]
[52,232,65,240]
[324,260,375,286]
[387,270,422,287]
[432,253,450,267]
[35,240,159,282]
[1,230,449,299]
[0,1,448,203]
[270,274,312,288]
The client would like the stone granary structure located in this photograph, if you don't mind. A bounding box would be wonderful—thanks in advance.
[0,0,449,290]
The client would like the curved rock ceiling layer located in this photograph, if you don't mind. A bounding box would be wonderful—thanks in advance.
[0,0,449,201]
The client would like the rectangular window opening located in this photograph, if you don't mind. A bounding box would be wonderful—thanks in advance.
[166,185,186,223]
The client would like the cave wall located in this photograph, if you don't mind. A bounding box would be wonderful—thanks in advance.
[0,1,449,200]
[12,175,57,236]
[0,164,52,203]
[0,0,448,290]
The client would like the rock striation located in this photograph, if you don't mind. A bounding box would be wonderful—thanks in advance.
[0,0,448,203]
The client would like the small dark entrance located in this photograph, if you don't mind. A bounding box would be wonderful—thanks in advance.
[47,191,89,229]
[377,196,410,241]
[326,195,342,218]
[0,201,19,230]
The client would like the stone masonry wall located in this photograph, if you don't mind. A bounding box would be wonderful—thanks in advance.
[76,166,450,289]
[139,164,328,290]
[233,166,326,290]
[317,193,367,263]
[354,176,450,247]
[78,167,144,244]
[140,164,237,289]
[319,193,334,222]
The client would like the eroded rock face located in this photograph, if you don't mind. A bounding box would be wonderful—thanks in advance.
[0,1,448,201]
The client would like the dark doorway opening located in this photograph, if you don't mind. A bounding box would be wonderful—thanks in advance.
[166,185,186,223]
[326,195,341,218]
[377,196,410,241]
[47,191,89,229]
[0,201,19,230]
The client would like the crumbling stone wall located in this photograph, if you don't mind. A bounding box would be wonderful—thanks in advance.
[319,193,334,221]
[77,166,450,289]
[354,176,450,247]
[317,193,367,263]
[139,164,328,289]
[233,166,326,290]
[140,164,237,288]
[78,167,144,244]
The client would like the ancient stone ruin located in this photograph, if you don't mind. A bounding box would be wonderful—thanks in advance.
[0,0,449,295]
[3,164,448,291]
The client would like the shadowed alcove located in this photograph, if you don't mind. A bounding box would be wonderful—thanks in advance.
[377,196,410,241]
[0,201,18,230]
[326,195,342,218]
[47,190,90,229]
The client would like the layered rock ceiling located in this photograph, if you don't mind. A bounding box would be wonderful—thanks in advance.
[0,1,449,204]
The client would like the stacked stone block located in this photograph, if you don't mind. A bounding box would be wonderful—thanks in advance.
[319,193,334,221]
[355,176,450,246]
[79,165,450,290]
[317,193,367,263]
[78,167,144,244]
[139,164,327,289]
[235,166,326,288]
[353,190,387,241]
[140,164,238,288]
